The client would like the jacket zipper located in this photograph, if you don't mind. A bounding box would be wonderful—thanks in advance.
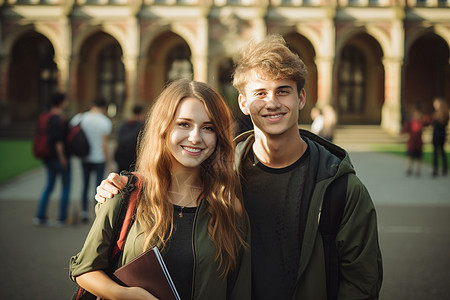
[190,199,202,300]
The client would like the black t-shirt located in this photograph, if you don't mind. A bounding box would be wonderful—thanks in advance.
[115,120,144,171]
[163,205,197,300]
[241,148,310,300]
[47,114,69,160]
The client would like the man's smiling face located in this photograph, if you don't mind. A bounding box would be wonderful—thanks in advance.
[239,70,306,137]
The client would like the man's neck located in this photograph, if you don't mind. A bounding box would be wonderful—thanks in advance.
[50,107,63,115]
[90,107,104,114]
[252,127,307,168]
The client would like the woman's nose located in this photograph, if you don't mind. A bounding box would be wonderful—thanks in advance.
[188,127,201,144]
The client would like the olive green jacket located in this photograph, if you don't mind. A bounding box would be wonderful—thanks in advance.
[69,189,251,300]
[234,129,383,300]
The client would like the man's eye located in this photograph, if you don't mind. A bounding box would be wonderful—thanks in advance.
[278,90,289,95]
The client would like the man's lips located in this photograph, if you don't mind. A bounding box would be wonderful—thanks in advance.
[263,112,285,120]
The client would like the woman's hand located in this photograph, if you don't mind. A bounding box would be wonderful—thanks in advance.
[76,271,159,300]
[119,286,159,300]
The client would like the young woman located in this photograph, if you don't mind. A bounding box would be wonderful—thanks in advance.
[69,79,250,300]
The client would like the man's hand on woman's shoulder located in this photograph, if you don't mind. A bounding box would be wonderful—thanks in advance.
[95,172,128,203]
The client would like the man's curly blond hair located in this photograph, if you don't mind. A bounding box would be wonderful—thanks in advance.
[232,34,308,96]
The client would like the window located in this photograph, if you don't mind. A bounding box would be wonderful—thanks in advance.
[338,45,366,114]
[98,44,125,117]
[166,44,193,82]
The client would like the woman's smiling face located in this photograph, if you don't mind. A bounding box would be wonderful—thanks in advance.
[168,97,217,172]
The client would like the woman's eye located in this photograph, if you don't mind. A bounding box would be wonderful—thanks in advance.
[203,126,214,132]
[178,122,189,128]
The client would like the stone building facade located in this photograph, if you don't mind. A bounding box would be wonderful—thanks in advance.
[1,0,449,134]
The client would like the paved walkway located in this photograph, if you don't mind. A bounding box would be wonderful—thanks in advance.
[0,150,449,299]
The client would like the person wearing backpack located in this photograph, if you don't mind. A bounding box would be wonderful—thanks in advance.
[71,97,113,223]
[95,35,382,299]
[34,92,71,227]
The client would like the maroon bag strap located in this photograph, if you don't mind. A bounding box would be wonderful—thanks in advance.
[110,173,142,259]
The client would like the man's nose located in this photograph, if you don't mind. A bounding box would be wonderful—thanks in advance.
[266,93,281,109]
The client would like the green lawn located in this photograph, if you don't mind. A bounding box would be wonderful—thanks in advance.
[0,139,448,185]
[369,143,450,166]
[0,140,42,184]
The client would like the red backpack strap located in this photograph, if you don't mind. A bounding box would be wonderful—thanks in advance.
[110,172,142,259]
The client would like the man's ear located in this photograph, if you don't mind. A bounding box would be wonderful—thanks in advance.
[298,89,306,111]
[239,94,250,115]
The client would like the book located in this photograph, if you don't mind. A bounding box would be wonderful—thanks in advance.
[113,246,181,300]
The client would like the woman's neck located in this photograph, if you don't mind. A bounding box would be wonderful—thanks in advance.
[168,171,202,207]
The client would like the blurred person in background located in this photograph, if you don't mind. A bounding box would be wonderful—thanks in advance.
[401,105,426,176]
[34,92,71,227]
[431,97,449,177]
[114,104,145,172]
[310,106,324,136]
[71,97,112,223]
[321,105,337,142]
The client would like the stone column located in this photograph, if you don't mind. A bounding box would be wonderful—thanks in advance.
[381,15,404,135]
[67,55,80,114]
[382,56,403,135]
[54,54,70,94]
[193,17,208,82]
[315,55,334,108]
[316,15,335,108]
[122,54,138,118]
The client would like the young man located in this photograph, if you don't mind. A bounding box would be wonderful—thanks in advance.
[34,92,71,227]
[94,35,382,299]
[71,97,112,222]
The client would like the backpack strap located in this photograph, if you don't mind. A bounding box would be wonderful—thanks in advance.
[109,171,142,260]
[319,173,348,300]
[73,171,142,300]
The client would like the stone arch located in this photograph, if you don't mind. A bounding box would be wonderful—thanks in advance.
[141,30,192,103]
[75,31,125,114]
[405,25,450,60]
[336,25,386,59]
[7,30,58,122]
[72,24,129,59]
[335,30,385,124]
[403,32,450,115]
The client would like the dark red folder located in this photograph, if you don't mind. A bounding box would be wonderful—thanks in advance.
[113,246,181,300]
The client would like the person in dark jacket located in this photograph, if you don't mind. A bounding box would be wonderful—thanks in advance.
[114,104,145,172]
[431,97,449,177]
[70,79,250,300]
[34,92,71,227]
[94,35,382,299]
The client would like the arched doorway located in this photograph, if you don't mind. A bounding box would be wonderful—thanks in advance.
[8,31,57,121]
[403,33,450,117]
[77,32,125,117]
[144,32,192,104]
[336,33,384,124]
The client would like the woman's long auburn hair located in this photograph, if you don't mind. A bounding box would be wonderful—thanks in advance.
[135,79,246,276]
